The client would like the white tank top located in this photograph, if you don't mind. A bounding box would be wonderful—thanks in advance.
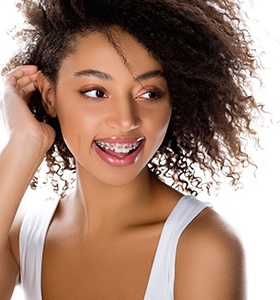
[19,195,211,300]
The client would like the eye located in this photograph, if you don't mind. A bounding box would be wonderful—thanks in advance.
[80,88,107,99]
[138,89,164,101]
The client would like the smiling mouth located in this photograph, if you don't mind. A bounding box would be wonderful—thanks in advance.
[94,137,144,157]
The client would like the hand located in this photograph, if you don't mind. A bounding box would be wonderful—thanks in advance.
[1,65,55,150]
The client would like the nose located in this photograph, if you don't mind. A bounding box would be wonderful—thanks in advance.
[105,96,140,132]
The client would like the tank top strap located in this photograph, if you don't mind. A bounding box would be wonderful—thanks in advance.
[19,195,60,300]
[144,195,212,300]
[18,194,210,300]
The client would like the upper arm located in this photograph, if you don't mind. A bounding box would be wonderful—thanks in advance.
[0,240,20,300]
[174,208,246,300]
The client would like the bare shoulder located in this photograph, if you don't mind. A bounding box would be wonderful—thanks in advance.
[175,206,246,300]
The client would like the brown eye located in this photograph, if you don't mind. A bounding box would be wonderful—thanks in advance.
[144,91,157,98]
[139,89,164,101]
[81,88,107,99]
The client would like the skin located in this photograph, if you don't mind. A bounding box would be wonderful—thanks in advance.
[0,28,245,299]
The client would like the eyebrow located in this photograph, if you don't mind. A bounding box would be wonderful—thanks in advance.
[74,69,114,81]
[135,70,165,81]
[73,69,165,81]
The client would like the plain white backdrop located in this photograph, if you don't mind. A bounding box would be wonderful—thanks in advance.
[0,1,279,299]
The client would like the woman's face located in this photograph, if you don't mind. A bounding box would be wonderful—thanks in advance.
[50,28,171,186]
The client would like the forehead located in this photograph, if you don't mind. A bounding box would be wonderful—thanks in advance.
[58,28,163,78]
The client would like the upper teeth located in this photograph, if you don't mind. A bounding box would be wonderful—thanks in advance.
[96,140,141,153]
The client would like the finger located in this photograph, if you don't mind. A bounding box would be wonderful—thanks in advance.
[16,72,40,90]
[7,65,39,78]
[4,69,40,99]
[3,79,38,101]
[17,81,39,99]
[4,65,39,87]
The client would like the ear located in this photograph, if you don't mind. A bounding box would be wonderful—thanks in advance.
[37,72,57,118]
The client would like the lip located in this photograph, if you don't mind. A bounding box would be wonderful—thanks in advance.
[93,137,145,167]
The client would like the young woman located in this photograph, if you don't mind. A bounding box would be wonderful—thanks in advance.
[0,0,261,299]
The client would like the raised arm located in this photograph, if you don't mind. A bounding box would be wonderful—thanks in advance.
[0,65,55,299]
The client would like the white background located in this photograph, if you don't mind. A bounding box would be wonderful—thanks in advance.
[0,1,279,299]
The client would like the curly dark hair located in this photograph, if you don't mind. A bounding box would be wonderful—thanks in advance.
[2,0,262,195]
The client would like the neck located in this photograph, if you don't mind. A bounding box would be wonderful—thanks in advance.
[67,165,162,233]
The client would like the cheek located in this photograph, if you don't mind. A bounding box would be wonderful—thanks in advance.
[55,102,100,150]
[156,104,172,131]
[146,104,172,142]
